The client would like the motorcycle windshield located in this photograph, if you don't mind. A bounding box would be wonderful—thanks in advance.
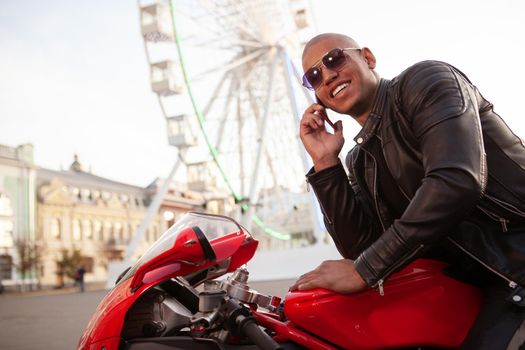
[119,212,250,284]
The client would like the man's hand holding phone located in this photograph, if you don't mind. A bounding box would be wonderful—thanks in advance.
[299,102,344,172]
[315,97,336,129]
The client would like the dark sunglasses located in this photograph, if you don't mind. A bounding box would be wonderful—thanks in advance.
[302,47,361,90]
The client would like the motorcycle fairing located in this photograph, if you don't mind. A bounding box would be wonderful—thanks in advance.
[78,212,257,350]
[283,259,482,349]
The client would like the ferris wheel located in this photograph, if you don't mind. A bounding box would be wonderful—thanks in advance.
[137,0,324,245]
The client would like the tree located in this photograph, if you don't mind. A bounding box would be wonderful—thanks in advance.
[13,238,45,291]
[55,249,82,288]
[96,239,124,271]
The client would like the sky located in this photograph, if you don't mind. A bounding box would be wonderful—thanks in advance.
[1,0,524,187]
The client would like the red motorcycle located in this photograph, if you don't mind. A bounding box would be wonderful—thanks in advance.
[78,212,482,350]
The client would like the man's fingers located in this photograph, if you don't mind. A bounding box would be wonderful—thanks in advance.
[297,276,329,291]
[300,114,324,132]
[333,120,344,134]
[305,103,325,114]
[290,270,319,291]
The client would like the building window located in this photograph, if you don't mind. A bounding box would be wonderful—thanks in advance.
[104,221,113,243]
[0,193,14,249]
[102,191,111,201]
[72,219,82,240]
[0,254,12,280]
[51,218,61,239]
[81,189,91,201]
[0,193,13,217]
[114,222,123,244]
[83,219,93,239]
[93,220,102,241]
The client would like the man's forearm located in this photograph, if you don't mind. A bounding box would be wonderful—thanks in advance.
[307,162,380,259]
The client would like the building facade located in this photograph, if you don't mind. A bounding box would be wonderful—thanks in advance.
[35,156,220,287]
[0,143,37,290]
[0,144,312,290]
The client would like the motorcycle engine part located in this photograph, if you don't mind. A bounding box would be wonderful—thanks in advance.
[221,268,272,308]
[160,277,199,313]
[191,306,221,328]
[198,289,227,312]
[141,320,166,337]
[122,287,193,339]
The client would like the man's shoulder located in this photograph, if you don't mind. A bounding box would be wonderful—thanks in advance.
[390,60,470,106]
[393,60,460,86]
[389,61,472,133]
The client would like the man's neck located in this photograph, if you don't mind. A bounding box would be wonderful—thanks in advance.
[353,76,381,127]
[354,114,369,127]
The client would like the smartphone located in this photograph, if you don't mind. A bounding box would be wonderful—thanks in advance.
[315,96,335,129]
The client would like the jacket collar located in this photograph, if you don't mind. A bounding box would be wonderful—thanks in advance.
[353,78,391,145]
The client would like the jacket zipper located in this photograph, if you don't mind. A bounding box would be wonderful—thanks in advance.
[361,146,386,232]
[371,243,426,296]
[372,160,386,232]
[447,237,518,289]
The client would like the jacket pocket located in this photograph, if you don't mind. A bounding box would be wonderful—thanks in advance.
[478,194,525,232]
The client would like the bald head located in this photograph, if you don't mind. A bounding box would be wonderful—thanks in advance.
[301,33,379,122]
[302,33,360,60]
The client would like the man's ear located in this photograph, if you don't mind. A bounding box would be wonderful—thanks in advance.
[362,47,376,69]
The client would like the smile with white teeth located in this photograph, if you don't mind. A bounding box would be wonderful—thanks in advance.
[331,82,349,97]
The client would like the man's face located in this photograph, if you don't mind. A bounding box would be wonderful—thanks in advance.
[302,36,377,117]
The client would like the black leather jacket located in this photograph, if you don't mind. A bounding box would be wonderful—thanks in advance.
[306,61,525,301]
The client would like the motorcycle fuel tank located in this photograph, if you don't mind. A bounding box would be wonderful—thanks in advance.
[284,259,482,349]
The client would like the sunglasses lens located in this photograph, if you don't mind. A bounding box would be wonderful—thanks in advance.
[323,48,346,70]
[304,67,322,89]
[303,48,349,90]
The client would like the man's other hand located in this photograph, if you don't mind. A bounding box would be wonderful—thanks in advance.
[289,259,367,294]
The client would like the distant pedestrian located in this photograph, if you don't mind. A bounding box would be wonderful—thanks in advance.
[75,266,86,292]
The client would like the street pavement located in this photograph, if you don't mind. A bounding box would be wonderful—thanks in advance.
[0,279,294,350]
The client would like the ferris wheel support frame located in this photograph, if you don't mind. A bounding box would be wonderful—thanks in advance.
[131,0,325,246]
[281,48,327,243]
[124,149,185,261]
[169,0,297,240]
[242,49,279,230]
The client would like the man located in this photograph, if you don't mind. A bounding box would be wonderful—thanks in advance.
[291,33,525,349]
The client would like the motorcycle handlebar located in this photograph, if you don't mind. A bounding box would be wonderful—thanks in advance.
[236,314,283,350]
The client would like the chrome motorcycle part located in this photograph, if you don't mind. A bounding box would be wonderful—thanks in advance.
[190,308,221,329]
[221,267,272,308]
[198,289,226,313]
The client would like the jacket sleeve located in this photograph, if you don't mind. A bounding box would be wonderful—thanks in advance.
[306,158,381,259]
[354,61,487,287]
